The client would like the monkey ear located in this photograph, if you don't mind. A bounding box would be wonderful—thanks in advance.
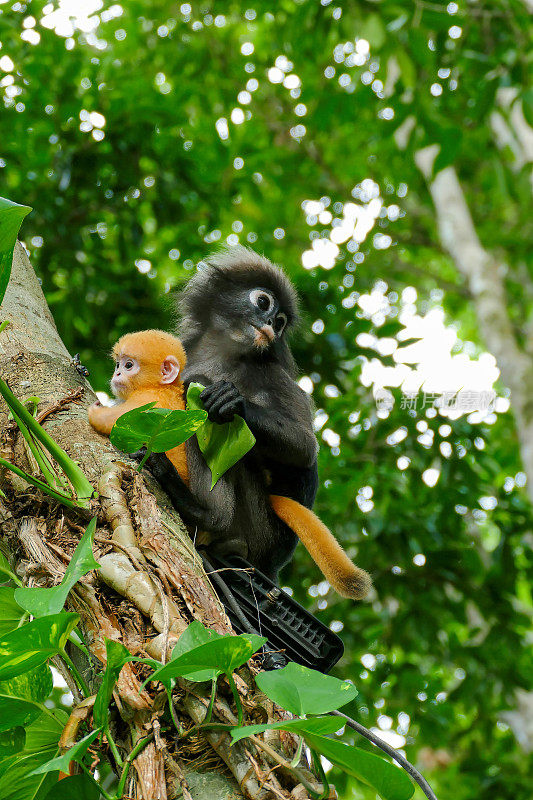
[160,355,181,384]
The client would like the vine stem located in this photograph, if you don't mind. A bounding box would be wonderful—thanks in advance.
[330,710,438,800]
[204,679,217,723]
[60,648,90,698]
[226,672,244,726]
[249,734,324,798]
[105,723,124,769]
[115,734,154,799]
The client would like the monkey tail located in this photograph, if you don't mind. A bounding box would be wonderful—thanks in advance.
[269,495,372,600]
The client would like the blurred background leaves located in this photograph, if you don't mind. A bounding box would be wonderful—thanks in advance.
[0,1,532,797]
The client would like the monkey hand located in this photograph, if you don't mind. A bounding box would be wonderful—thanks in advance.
[200,380,246,424]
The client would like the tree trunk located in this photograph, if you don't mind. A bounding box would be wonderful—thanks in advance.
[0,243,310,800]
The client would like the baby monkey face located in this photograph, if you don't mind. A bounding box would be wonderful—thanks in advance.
[111,355,140,398]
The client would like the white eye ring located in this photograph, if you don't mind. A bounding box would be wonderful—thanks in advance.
[250,289,274,313]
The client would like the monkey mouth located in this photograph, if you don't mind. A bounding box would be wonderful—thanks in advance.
[110,378,127,395]
[253,325,275,347]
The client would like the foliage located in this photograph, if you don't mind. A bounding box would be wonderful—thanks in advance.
[0,375,95,509]
[0,1,532,797]
[187,382,256,487]
[109,400,207,469]
[0,195,31,306]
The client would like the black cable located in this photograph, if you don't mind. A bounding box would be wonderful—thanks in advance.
[330,710,438,800]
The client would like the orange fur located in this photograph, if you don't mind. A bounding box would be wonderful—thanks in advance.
[89,329,371,599]
[269,496,371,599]
[88,330,189,482]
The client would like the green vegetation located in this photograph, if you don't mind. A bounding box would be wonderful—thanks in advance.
[0,1,532,798]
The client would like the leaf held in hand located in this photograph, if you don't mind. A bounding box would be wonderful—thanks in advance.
[186,382,256,489]
[110,402,207,454]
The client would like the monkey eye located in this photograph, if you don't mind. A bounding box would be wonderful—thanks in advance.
[124,360,134,370]
[274,313,287,334]
[115,361,119,370]
[250,289,274,313]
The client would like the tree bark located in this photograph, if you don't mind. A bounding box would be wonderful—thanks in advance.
[0,243,308,800]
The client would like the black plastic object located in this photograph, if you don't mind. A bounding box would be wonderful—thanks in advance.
[202,553,344,674]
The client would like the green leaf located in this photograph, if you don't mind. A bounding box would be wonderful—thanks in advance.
[15,518,99,617]
[0,378,94,505]
[186,383,256,489]
[168,620,225,681]
[93,638,135,728]
[109,402,207,454]
[0,727,26,757]
[0,588,25,636]
[43,774,100,800]
[0,662,53,705]
[146,633,266,686]
[0,551,18,585]
[29,728,101,776]
[0,696,43,732]
[0,709,66,800]
[255,662,357,715]
[303,732,415,800]
[0,613,79,681]
[0,197,31,307]
[229,714,344,745]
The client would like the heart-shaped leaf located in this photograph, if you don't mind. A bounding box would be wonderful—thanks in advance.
[110,402,207,454]
[0,612,79,682]
[0,197,31,306]
[187,383,256,488]
[230,713,344,745]
[303,732,415,800]
[15,518,99,617]
[93,639,135,728]
[146,633,266,686]
[255,662,357,715]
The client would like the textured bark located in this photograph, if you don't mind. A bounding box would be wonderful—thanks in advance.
[0,243,309,799]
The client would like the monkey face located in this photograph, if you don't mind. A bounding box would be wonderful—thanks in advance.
[215,286,288,353]
[111,355,140,398]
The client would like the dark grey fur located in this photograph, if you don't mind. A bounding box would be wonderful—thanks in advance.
[149,246,319,579]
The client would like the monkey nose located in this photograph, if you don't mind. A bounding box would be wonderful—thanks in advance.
[259,324,275,342]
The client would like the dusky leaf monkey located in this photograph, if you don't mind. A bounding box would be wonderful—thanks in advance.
[89,322,370,598]
[137,247,372,599]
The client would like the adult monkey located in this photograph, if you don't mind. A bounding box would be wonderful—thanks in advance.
[145,247,370,597]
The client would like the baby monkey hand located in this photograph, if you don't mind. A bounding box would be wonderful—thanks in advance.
[200,380,246,424]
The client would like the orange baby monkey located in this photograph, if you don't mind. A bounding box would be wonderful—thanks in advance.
[89,329,370,599]
[88,330,189,482]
